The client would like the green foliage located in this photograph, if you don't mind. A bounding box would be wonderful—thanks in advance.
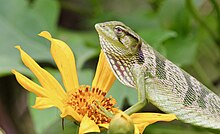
[0,0,59,76]
[1,0,220,133]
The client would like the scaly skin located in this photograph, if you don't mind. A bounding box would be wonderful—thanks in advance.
[95,21,220,130]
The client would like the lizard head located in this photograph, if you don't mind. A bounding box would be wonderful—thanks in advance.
[95,21,142,88]
[95,21,141,56]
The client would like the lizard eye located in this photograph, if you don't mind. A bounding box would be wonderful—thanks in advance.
[114,26,124,36]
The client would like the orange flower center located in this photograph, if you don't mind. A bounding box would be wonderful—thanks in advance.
[66,86,117,124]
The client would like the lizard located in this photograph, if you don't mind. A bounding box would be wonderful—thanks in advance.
[95,21,220,130]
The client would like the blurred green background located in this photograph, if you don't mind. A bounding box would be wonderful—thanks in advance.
[1,0,220,133]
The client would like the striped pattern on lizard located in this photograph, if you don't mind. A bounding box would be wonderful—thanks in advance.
[95,21,220,130]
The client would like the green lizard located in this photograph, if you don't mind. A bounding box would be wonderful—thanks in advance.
[95,21,220,130]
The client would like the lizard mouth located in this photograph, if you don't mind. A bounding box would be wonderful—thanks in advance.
[95,23,105,35]
[95,23,113,53]
[94,23,100,30]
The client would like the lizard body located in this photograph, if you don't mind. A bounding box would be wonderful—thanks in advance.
[95,21,220,129]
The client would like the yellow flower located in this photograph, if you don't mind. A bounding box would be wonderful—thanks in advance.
[12,31,117,134]
[12,31,177,134]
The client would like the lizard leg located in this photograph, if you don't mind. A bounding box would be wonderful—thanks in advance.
[124,64,147,115]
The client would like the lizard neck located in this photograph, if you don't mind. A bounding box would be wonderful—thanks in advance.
[104,50,136,88]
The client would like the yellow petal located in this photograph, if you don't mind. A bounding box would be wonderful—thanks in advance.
[12,70,47,97]
[98,123,109,129]
[39,31,79,92]
[92,50,116,92]
[131,113,177,124]
[131,113,177,134]
[32,97,54,109]
[134,125,140,134]
[32,97,64,111]
[60,106,82,122]
[15,46,66,100]
[134,123,149,134]
[79,115,100,134]
[38,31,52,39]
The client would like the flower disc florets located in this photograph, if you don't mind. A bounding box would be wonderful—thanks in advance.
[66,86,117,124]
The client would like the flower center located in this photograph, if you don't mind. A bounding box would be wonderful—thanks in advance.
[66,86,117,124]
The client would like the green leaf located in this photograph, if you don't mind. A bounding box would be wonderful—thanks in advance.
[28,93,61,134]
[77,69,94,85]
[138,29,177,48]
[41,119,79,134]
[32,0,60,33]
[165,36,198,66]
[108,80,137,109]
[0,0,59,77]
[158,0,190,35]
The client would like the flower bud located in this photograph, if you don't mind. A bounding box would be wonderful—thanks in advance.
[108,112,134,134]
